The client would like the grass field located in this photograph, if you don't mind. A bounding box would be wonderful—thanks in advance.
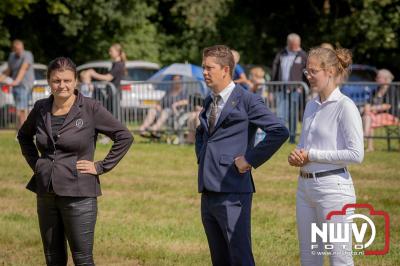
[0,130,398,266]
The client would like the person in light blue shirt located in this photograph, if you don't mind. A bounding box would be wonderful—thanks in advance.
[0,40,35,131]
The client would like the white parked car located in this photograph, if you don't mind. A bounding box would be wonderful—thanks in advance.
[30,64,51,104]
[31,80,51,105]
[77,60,163,108]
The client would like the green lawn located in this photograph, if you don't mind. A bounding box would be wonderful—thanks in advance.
[0,130,398,266]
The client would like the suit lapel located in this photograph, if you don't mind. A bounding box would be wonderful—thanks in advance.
[40,96,55,144]
[212,86,242,133]
[199,95,212,132]
[58,104,81,133]
[58,93,82,133]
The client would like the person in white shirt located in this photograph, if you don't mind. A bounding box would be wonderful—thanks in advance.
[288,47,364,266]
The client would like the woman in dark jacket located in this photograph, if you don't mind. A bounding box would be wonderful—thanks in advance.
[81,43,126,89]
[17,57,133,266]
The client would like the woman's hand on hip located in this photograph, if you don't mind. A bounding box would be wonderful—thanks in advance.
[76,160,98,175]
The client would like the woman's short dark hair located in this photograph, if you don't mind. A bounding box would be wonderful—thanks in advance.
[47,57,77,80]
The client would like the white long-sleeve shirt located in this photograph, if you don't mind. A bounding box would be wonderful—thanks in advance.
[298,87,364,173]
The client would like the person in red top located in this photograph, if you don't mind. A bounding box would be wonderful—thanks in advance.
[363,69,398,151]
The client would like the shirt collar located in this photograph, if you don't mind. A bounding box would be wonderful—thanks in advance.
[315,87,342,105]
[14,51,26,58]
[212,81,235,104]
[285,47,300,55]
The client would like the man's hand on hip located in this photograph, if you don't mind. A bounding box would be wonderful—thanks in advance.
[234,156,252,173]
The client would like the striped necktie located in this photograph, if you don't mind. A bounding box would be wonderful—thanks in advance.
[208,95,222,133]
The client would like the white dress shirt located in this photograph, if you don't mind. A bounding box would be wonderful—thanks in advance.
[298,87,364,173]
[206,81,236,127]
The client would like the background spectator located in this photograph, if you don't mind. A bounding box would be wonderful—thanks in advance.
[82,43,126,89]
[231,49,252,89]
[81,43,126,143]
[249,66,266,95]
[79,71,94,98]
[139,75,188,138]
[249,66,269,146]
[363,69,398,151]
[0,39,34,131]
[271,33,307,143]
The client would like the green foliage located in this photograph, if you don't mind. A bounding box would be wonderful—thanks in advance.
[0,0,38,18]
[326,0,400,52]
[0,0,399,76]
[0,0,37,59]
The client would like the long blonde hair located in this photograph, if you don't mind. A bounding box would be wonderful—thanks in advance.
[111,43,127,62]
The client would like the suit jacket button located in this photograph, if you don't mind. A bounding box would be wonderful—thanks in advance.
[57,134,60,138]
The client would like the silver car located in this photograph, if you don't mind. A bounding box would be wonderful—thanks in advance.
[77,60,164,108]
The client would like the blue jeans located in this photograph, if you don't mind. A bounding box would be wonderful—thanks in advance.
[12,85,30,110]
[276,89,299,143]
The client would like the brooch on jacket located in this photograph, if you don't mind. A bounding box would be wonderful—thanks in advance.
[75,119,84,128]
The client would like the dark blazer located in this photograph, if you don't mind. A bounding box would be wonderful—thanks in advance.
[271,48,307,82]
[17,91,133,197]
[195,84,289,193]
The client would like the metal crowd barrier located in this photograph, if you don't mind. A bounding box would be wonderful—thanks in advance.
[90,81,120,120]
[340,82,400,117]
[340,82,400,150]
[1,80,399,149]
[259,81,399,148]
[0,83,16,128]
[0,81,121,130]
[117,80,205,143]
[258,81,310,144]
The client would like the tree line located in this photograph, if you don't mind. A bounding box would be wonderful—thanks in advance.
[1,0,399,78]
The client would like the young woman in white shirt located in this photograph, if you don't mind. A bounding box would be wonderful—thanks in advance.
[288,47,364,266]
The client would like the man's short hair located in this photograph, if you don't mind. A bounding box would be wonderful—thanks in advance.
[378,69,394,82]
[202,45,235,77]
[287,33,301,44]
[12,39,24,46]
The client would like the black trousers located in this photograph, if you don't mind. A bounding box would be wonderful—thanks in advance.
[201,192,255,266]
[36,194,97,266]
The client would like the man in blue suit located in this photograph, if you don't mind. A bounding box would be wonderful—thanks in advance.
[196,45,289,266]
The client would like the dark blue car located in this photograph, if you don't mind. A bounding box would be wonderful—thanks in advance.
[340,64,378,107]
